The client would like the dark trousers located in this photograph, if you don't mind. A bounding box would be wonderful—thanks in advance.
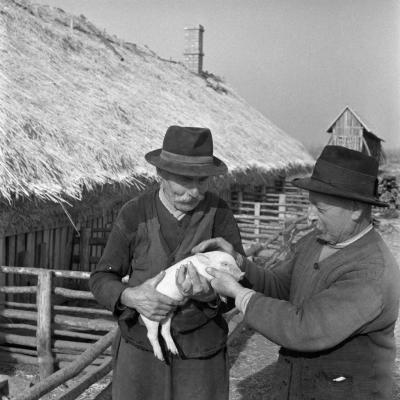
[112,334,229,400]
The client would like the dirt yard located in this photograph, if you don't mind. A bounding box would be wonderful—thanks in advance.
[1,217,400,400]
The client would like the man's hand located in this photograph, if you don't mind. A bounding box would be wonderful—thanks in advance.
[176,262,216,302]
[120,271,181,322]
[206,267,244,299]
[191,237,235,256]
[191,237,244,270]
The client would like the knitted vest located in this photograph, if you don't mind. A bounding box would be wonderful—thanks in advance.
[119,188,228,358]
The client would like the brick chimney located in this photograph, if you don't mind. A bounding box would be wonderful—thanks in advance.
[183,25,204,74]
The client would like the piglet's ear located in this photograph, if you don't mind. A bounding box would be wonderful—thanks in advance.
[196,253,210,266]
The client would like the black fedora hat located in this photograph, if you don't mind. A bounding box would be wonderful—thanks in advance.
[145,126,228,177]
[292,145,388,207]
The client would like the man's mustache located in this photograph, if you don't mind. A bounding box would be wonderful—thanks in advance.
[176,194,204,203]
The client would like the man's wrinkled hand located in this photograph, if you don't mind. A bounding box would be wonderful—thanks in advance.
[191,237,244,270]
[206,267,243,299]
[120,271,181,322]
[191,237,235,255]
[176,262,216,302]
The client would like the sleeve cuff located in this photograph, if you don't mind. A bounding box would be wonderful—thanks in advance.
[110,282,129,315]
[235,288,256,314]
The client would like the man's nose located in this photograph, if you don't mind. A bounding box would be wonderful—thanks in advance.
[189,179,206,196]
[189,185,200,197]
[307,205,318,225]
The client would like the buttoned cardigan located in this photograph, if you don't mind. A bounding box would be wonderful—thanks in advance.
[243,229,400,400]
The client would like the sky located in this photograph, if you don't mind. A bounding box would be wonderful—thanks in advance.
[37,0,400,149]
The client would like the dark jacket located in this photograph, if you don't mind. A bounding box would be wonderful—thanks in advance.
[90,186,243,358]
[243,229,400,400]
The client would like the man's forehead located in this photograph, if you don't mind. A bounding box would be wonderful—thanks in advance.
[309,191,329,203]
[309,191,351,208]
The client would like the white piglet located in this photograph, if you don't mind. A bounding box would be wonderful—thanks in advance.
[141,250,244,361]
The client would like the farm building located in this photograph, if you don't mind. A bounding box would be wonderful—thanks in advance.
[326,106,384,161]
[0,0,313,391]
[0,0,313,260]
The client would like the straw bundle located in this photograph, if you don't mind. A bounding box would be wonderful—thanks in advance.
[0,0,313,205]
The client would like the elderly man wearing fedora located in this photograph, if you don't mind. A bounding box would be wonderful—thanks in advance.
[196,145,400,400]
[89,126,244,400]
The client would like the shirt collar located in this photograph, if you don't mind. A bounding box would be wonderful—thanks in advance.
[158,185,186,221]
[328,224,373,249]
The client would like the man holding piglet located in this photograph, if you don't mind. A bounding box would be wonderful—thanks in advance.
[90,126,244,400]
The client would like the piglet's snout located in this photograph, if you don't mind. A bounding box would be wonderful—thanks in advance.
[211,262,244,281]
[202,252,244,281]
[225,264,245,280]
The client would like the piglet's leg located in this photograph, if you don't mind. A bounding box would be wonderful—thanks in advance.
[161,316,179,356]
[140,315,164,361]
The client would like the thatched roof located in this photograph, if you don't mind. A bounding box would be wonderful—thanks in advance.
[1,0,313,204]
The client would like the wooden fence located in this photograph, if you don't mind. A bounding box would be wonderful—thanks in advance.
[16,328,117,400]
[0,186,310,289]
[0,207,119,299]
[229,189,309,243]
[0,266,115,379]
[0,215,312,399]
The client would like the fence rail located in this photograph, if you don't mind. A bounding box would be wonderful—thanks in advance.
[15,328,117,400]
[229,191,310,243]
[0,266,114,380]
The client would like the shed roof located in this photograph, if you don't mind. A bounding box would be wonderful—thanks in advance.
[326,106,383,142]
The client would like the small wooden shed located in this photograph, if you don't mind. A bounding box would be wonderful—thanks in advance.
[326,106,383,160]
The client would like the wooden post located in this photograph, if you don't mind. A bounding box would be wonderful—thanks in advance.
[48,229,55,269]
[25,233,35,268]
[7,236,16,302]
[254,203,261,242]
[41,229,50,268]
[93,218,98,270]
[37,270,55,379]
[278,194,286,220]
[60,227,73,270]
[278,194,287,244]
[54,228,62,270]
[25,232,36,303]
[16,234,26,299]
[237,190,243,216]
[79,228,91,272]
[0,238,5,309]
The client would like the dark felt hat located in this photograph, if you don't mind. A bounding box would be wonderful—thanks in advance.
[145,126,228,177]
[292,145,387,207]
